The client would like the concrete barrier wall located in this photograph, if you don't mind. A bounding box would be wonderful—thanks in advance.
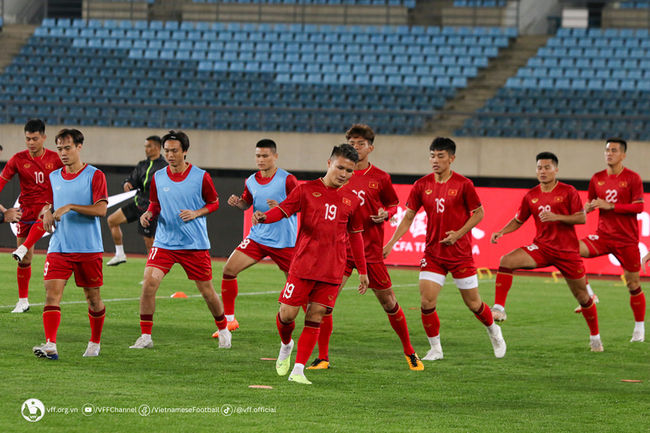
[1,124,646,180]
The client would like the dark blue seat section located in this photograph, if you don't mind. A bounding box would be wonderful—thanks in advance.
[456,27,650,140]
[0,19,516,133]
[191,0,416,7]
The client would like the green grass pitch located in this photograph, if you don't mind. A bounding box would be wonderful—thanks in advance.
[1,254,647,432]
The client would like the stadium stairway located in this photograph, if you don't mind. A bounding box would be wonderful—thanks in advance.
[0,25,37,74]
[427,34,548,135]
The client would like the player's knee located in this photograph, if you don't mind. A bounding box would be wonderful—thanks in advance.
[499,255,515,269]
[376,291,396,311]
[222,264,238,277]
[626,280,641,292]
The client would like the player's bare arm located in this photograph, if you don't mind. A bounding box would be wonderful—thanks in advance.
[358,274,369,294]
[370,207,389,224]
[642,252,650,273]
[383,208,416,258]
[491,217,524,243]
[539,210,585,224]
[3,207,22,223]
[54,200,108,221]
[441,206,483,245]
[227,194,251,210]
[252,210,266,225]
[140,210,152,227]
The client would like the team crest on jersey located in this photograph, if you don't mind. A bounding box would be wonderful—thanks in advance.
[24,163,31,169]
[46,163,54,170]
[342,197,352,206]
[555,196,563,202]
[312,192,322,197]
[369,181,379,189]
[425,189,433,195]
[448,189,458,196]
[598,181,605,186]
[619,181,628,188]
[531,198,539,203]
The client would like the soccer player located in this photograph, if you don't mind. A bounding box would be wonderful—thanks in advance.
[0,119,63,313]
[490,152,603,351]
[253,144,369,385]
[106,135,167,265]
[308,124,421,371]
[32,129,108,360]
[577,138,645,342]
[129,130,231,350]
[218,139,298,334]
[384,137,506,360]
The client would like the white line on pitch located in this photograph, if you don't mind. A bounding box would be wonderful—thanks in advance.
[0,279,496,310]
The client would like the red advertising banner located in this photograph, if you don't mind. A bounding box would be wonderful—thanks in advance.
[243,185,649,276]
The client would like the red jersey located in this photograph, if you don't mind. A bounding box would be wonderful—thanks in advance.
[343,164,399,263]
[516,182,583,253]
[406,171,481,261]
[588,167,644,246]
[0,149,63,207]
[278,178,364,284]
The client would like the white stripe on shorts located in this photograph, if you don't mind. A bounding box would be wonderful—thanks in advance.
[419,271,446,286]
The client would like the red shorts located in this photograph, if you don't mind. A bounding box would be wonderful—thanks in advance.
[16,204,45,237]
[146,247,212,281]
[521,243,586,280]
[236,238,294,273]
[44,252,103,288]
[278,274,340,308]
[581,235,641,273]
[344,260,392,290]
[419,251,476,279]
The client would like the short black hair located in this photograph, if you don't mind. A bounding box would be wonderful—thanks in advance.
[256,139,277,152]
[146,135,162,146]
[55,128,84,145]
[24,119,45,135]
[536,151,558,166]
[162,130,190,152]
[0,144,4,151]
[606,137,627,153]
[429,137,456,155]
[330,143,359,163]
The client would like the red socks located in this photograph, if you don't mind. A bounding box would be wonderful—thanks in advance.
[140,314,153,335]
[387,303,415,355]
[88,307,105,344]
[580,298,599,335]
[276,313,295,345]
[221,274,238,316]
[473,302,494,327]
[22,220,46,250]
[295,321,321,366]
[629,287,646,322]
[17,263,31,299]
[421,306,441,337]
[494,266,513,307]
[214,313,227,331]
[43,305,61,343]
[317,313,333,360]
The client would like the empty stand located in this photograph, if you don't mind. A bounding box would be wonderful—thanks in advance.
[0,19,516,133]
[457,27,650,140]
